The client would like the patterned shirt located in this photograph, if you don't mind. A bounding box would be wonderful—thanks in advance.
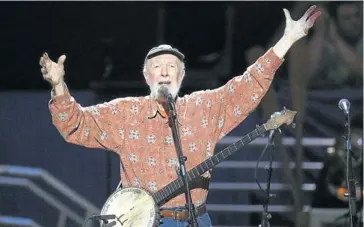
[49,48,283,207]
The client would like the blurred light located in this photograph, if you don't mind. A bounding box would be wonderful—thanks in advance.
[327,146,335,154]
[356,138,362,146]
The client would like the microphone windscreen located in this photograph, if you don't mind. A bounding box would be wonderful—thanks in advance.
[338,99,350,111]
[158,86,170,99]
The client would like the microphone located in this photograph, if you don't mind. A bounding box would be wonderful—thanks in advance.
[268,129,280,144]
[89,214,116,220]
[158,86,175,104]
[268,130,276,140]
[81,214,117,227]
[104,221,117,227]
[338,99,351,115]
[158,86,170,100]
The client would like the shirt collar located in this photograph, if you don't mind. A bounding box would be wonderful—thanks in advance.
[148,95,181,119]
[148,96,168,119]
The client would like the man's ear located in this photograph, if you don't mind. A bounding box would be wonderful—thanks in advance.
[178,70,186,82]
[144,73,151,86]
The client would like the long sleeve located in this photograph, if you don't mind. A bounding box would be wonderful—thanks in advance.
[48,83,126,151]
[206,48,284,140]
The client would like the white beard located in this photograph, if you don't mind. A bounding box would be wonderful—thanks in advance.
[150,84,180,102]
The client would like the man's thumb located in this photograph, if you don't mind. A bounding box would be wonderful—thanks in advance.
[57,55,66,66]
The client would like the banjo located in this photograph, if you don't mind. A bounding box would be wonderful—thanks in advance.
[99,108,296,227]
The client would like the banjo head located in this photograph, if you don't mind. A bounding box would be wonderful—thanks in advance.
[100,187,160,227]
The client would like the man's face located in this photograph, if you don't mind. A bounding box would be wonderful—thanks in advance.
[145,54,184,101]
[336,3,362,40]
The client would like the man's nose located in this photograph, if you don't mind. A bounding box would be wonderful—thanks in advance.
[161,67,168,77]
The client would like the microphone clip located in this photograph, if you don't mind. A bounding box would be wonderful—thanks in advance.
[167,94,177,119]
[268,128,280,144]
[167,93,175,103]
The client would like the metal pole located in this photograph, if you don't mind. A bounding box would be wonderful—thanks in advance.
[288,38,309,227]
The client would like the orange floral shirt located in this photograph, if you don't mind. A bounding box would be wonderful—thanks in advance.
[49,48,283,207]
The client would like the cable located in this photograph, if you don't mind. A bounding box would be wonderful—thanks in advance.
[81,216,92,227]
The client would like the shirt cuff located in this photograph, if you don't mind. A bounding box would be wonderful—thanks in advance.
[50,82,72,106]
[263,47,285,73]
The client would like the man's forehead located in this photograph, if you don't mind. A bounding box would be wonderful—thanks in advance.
[148,54,180,63]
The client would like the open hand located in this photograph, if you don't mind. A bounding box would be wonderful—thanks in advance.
[39,53,66,86]
[283,5,322,43]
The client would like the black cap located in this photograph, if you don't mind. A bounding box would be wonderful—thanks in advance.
[145,44,185,62]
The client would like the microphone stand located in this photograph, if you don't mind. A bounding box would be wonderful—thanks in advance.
[343,112,357,227]
[259,129,279,227]
[166,94,199,227]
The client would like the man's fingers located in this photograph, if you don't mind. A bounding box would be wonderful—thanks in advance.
[57,55,66,67]
[283,8,292,21]
[41,67,48,75]
[304,11,322,34]
[302,5,317,21]
[43,53,50,65]
[307,11,321,28]
[39,57,45,67]
[43,52,49,60]
[40,52,53,69]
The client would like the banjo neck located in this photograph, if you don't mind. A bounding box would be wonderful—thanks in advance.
[152,124,267,206]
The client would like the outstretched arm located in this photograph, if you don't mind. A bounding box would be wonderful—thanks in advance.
[204,5,321,139]
[48,85,125,151]
[40,53,125,151]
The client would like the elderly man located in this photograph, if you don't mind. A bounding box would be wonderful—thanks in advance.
[40,5,320,227]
